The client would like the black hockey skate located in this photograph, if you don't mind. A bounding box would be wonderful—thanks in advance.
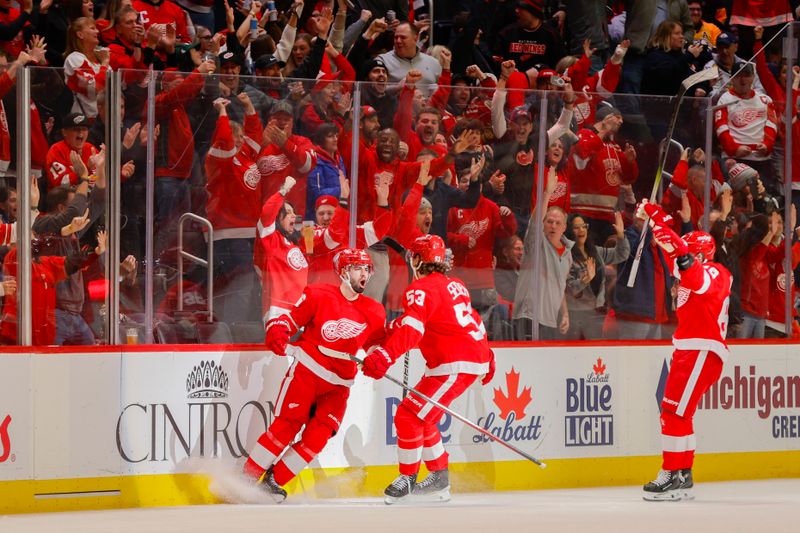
[411,468,450,502]
[384,473,417,504]
[258,468,287,503]
[642,469,693,501]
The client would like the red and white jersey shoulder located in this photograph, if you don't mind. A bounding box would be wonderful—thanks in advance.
[286,284,386,385]
[385,272,492,375]
[672,260,732,361]
[730,0,793,26]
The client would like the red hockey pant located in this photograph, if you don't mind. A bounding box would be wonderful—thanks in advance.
[395,373,478,476]
[243,361,349,486]
[660,349,723,470]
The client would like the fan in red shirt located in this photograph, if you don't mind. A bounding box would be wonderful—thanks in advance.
[306,172,393,286]
[256,100,317,220]
[253,176,308,323]
[362,234,495,505]
[636,201,732,502]
[45,113,99,189]
[131,0,191,44]
[243,248,386,502]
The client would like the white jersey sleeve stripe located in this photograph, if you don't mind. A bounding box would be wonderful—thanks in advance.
[401,316,425,335]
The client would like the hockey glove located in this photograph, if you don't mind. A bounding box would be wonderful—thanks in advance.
[651,224,688,258]
[265,317,291,356]
[481,351,496,386]
[361,346,394,379]
[635,199,673,228]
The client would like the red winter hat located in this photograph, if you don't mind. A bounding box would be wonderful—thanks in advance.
[312,70,343,95]
[315,195,338,210]
[361,105,378,118]
[517,0,544,18]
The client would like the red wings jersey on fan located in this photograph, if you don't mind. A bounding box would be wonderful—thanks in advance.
[384,272,492,375]
[671,260,733,362]
[286,284,386,384]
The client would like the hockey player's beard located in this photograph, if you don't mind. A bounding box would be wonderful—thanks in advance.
[349,276,368,294]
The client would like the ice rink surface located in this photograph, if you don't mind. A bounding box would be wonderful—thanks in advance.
[2,479,799,533]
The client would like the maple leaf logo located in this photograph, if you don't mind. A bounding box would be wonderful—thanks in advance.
[593,358,606,376]
[493,367,532,421]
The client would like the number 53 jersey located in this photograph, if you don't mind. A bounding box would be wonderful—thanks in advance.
[384,272,493,376]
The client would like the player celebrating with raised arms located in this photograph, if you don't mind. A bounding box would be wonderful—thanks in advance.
[242,248,386,502]
[636,200,732,501]
[361,234,495,504]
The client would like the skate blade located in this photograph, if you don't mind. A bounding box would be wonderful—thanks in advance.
[642,489,686,502]
[410,488,451,503]
[383,493,409,505]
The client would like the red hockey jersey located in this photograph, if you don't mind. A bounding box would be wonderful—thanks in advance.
[567,127,638,222]
[381,272,492,376]
[306,205,393,285]
[767,239,800,328]
[730,0,793,26]
[281,283,386,386]
[256,134,317,219]
[132,0,191,43]
[448,195,517,290]
[671,259,732,361]
[254,190,309,321]
[205,112,263,239]
[45,141,98,189]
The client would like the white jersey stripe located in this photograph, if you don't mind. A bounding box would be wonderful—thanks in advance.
[661,433,697,453]
[279,447,309,475]
[273,360,298,418]
[421,440,446,462]
[418,374,458,419]
[677,350,708,417]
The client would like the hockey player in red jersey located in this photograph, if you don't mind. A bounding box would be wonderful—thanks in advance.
[361,234,495,504]
[637,200,732,501]
[243,248,386,502]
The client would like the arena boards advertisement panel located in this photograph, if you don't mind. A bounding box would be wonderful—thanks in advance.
[1,342,798,513]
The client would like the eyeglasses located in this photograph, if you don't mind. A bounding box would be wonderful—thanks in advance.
[572,223,589,230]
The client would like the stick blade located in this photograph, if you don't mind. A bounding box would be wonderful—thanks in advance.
[681,64,719,91]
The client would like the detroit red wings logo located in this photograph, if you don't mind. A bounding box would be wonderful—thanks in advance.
[550,180,567,200]
[602,156,622,186]
[321,319,367,341]
[777,271,794,292]
[243,163,261,190]
[676,286,691,308]
[731,108,766,128]
[459,218,489,240]
[257,154,290,175]
[286,248,308,270]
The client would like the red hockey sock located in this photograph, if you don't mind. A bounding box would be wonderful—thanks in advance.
[273,417,335,486]
[660,409,695,470]
[422,423,448,472]
[243,418,302,480]
[395,404,424,476]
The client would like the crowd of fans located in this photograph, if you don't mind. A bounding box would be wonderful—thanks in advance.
[0,0,798,345]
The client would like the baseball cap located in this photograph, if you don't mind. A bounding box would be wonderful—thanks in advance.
[595,104,622,121]
[315,195,338,210]
[716,33,738,47]
[361,105,378,119]
[270,100,294,117]
[254,54,285,70]
[219,50,244,67]
[731,62,754,77]
[537,68,558,81]
[517,0,544,18]
[509,106,532,123]
[312,71,343,95]
[63,112,90,129]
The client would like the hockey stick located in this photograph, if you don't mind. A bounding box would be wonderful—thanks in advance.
[626,65,719,287]
[351,354,547,468]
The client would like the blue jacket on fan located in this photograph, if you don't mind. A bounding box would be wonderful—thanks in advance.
[306,148,345,219]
